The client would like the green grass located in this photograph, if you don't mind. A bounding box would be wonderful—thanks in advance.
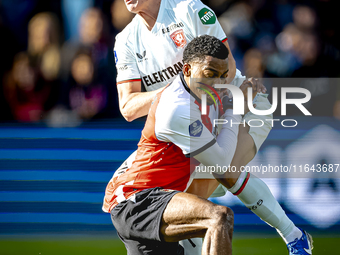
[0,236,339,255]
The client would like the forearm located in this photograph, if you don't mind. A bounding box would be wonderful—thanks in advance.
[120,89,160,121]
[194,110,242,172]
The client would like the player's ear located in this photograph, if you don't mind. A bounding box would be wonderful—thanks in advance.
[183,63,191,77]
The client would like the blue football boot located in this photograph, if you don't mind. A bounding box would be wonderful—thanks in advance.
[287,228,313,255]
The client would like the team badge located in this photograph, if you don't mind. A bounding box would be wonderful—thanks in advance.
[114,50,118,63]
[189,120,203,137]
[198,8,216,25]
[170,29,187,49]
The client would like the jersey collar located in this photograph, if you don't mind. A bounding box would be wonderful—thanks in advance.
[179,72,202,104]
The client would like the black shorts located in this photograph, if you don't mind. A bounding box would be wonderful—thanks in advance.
[110,187,183,255]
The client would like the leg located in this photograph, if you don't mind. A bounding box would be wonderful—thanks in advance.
[214,121,303,246]
[216,124,254,189]
[161,192,234,255]
[185,126,254,201]
[186,179,220,199]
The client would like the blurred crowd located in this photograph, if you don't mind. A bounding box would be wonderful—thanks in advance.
[0,0,340,125]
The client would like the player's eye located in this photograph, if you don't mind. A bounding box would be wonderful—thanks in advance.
[204,71,217,78]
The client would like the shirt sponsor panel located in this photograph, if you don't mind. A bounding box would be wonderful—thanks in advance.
[198,8,216,25]
[162,22,184,34]
[142,61,184,87]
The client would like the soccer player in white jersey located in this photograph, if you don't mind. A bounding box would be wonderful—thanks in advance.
[104,35,313,255]
[112,1,314,254]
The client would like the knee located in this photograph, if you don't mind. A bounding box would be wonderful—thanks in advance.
[211,206,234,230]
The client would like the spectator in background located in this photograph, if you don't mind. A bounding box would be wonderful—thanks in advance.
[49,48,107,125]
[243,48,264,78]
[2,12,61,123]
[3,52,53,122]
[68,50,107,120]
[61,0,94,41]
[27,12,60,62]
[28,12,61,109]
[60,7,109,82]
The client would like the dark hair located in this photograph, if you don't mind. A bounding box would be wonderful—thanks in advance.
[183,35,229,64]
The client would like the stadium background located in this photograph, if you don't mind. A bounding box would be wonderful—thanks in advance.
[0,0,339,254]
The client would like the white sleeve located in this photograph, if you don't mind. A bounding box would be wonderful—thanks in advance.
[155,102,216,157]
[114,33,141,84]
[194,109,242,174]
[186,0,227,41]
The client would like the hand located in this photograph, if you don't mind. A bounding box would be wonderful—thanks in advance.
[247,77,267,93]
[240,78,266,102]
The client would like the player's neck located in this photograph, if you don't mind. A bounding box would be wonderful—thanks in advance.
[137,0,161,31]
[184,76,192,90]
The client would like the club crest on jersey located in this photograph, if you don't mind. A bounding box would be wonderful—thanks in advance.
[189,120,203,137]
[170,29,187,49]
[198,8,216,25]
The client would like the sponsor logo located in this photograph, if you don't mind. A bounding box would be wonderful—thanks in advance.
[118,65,128,71]
[142,61,184,87]
[114,50,118,63]
[198,8,216,25]
[170,29,187,49]
[162,22,184,34]
[201,85,312,116]
[189,120,203,137]
[136,50,147,62]
[304,237,312,255]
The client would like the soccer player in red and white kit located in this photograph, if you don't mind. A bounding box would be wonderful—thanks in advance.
[104,35,313,255]
[105,35,239,255]
[110,0,314,254]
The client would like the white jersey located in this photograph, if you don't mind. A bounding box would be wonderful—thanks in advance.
[114,0,227,91]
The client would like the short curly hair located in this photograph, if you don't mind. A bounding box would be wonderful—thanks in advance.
[183,35,229,64]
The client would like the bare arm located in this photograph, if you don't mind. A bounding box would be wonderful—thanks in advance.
[117,80,162,122]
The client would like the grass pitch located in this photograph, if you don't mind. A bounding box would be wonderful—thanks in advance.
[0,235,338,255]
